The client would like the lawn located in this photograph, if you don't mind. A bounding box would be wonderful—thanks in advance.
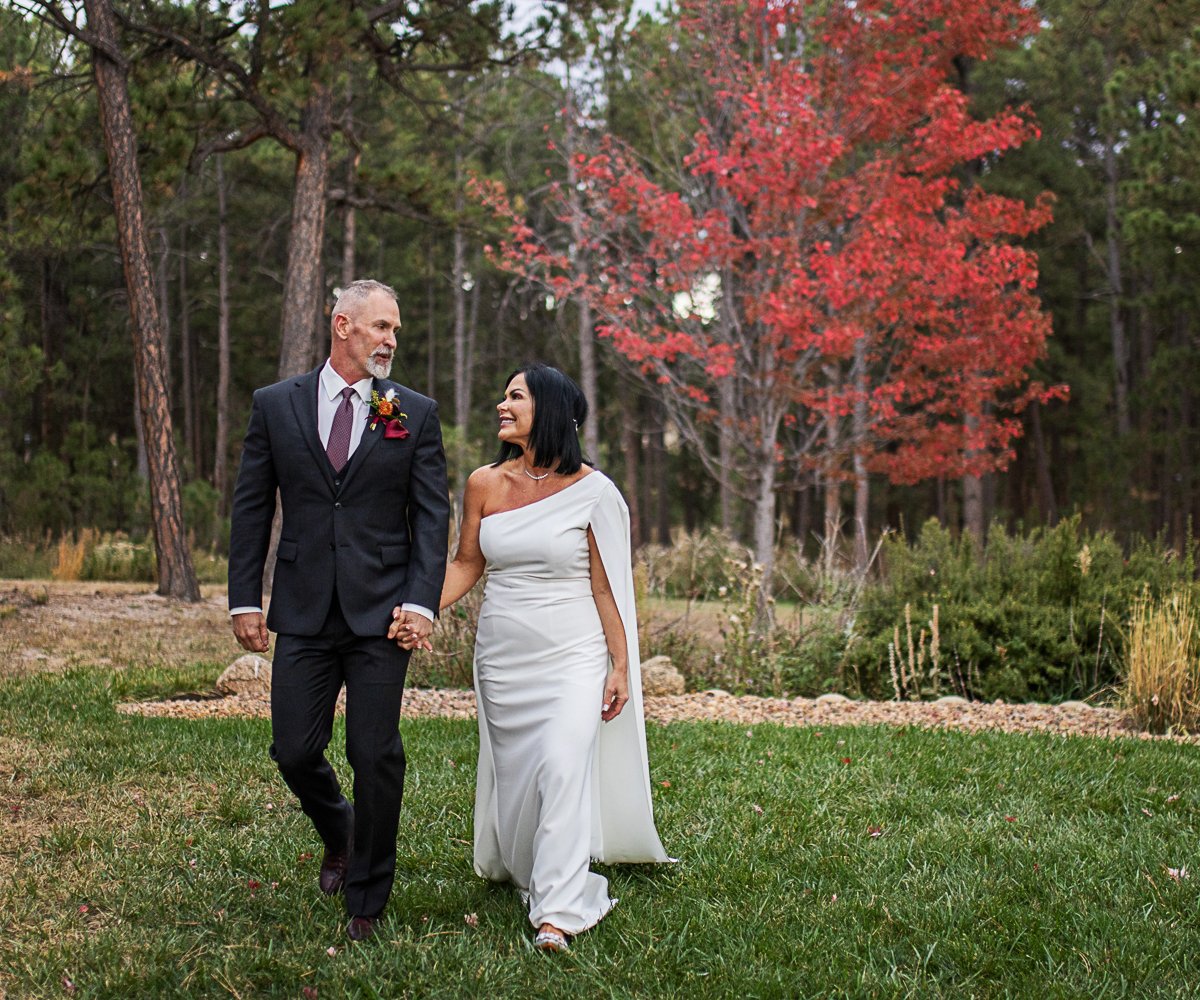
[3,659,1200,998]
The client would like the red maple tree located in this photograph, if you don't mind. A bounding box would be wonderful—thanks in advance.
[476,0,1065,591]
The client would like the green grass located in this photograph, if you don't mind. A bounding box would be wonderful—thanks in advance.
[3,667,1200,998]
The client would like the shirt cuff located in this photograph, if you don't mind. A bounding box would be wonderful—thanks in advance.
[230,607,263,617]
[400,603,434,623]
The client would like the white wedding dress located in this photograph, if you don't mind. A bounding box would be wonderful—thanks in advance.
[472,471,670,933]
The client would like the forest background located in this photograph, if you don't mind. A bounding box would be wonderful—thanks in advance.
[1,0,1197,707]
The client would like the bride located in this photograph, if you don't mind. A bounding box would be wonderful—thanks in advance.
[430,362,670,952]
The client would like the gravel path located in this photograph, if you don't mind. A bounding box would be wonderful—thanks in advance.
[115,687,1187,743]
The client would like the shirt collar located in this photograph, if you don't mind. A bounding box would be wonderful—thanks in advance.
[320,359,372,404]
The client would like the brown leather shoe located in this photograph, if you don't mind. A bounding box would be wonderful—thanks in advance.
[347,915,378,942]
[319,841,350,896]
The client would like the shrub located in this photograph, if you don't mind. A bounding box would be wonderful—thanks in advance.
[81,532,156,582]
[846,516,1197,702]
[0,534,56,579]
[1121,589,1200,734]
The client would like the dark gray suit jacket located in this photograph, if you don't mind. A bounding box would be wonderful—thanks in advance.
[228,366,449,637]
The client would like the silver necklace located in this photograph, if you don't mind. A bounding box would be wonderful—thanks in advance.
[523,465,551,481]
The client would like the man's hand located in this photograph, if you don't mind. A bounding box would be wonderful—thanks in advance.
[388,608,433,651]
[232,611,270,653]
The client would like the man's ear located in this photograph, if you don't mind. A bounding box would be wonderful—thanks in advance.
[332,311,349,341]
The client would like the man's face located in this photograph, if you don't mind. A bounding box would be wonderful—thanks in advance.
[333,290,400,381]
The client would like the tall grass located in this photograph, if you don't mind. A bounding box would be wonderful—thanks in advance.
[1122,589,1200,733]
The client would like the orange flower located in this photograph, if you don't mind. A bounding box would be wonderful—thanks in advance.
[377,398,394,417]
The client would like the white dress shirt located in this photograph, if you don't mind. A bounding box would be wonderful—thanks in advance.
[230,360,434,624]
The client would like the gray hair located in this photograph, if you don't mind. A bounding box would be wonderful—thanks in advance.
[332,279,398,321]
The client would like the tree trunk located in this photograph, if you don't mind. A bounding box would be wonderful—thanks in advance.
[852,337,869,570]
[277,82,332,380]
[962,413,984,546]
[752,438,777,629]
[565,90,600,464]
[178,188,199,478]
[341,152,359,287]
[426,248,437,398]
[213,153,232,521]
[1103,114,1131,438]
[85,0,199,600]
[1028,401,1056,526]
[718,374,736,536]
[452,182,470,508]
[823,473,840,577]
[622,403,641,548]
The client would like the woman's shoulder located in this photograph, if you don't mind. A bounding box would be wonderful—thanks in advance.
[466,463,511,492]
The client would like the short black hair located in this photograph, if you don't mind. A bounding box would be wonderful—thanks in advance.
[492,363,590,475]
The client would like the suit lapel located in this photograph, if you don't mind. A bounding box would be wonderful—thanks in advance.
[288,368,336,493]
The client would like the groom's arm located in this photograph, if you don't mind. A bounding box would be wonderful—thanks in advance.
[228,391,278,631]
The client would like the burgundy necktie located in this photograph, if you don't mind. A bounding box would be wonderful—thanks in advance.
[326,386,355,472]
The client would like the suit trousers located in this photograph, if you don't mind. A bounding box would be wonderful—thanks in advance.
[269,594,411,918]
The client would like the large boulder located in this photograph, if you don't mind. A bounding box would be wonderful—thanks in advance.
[217,654,273,697]
[641,655,685,696]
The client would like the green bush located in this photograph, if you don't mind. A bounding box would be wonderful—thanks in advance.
[845,516,1197,702]
[81,532,156,582]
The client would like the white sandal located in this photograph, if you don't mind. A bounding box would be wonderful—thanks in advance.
[534,928,570,953]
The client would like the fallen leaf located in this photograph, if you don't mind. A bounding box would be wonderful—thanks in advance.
[1166,794,1181,804]
[841,757,853,764]
[1141,808,1153,817]
[868,826,884,838]
[326,946,337,957]
[1005,816,1016,823]
[660,780,671,788]
[464,913,479,928]
[77,904,89,914]
[751,803,764,815]
[247,879,261,890]
[1167,866,1189,882]
[303,987,319,999]
[62,976,76,994]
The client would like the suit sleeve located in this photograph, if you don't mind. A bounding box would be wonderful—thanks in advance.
[402,400,450,614]
[227,390,278,611]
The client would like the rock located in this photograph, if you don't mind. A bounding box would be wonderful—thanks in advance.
[703,688,732,698]
[641,655,685,696]
[816,693,851,705]
[1057,700,1095,713]
[935,695,968,705]
[217,654,273,696]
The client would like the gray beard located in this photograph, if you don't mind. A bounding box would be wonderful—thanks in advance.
[365,354,393,379]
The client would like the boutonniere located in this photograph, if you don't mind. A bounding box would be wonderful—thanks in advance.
[367,388,409,439]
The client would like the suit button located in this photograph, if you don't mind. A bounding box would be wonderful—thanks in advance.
[334,502,342,509]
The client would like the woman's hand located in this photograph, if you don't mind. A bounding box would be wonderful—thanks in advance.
[602,666,629,722]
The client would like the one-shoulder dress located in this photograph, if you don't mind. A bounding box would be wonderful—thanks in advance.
[472,471,670,933]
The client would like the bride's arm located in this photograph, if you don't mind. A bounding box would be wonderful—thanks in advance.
[439,468,489,610]
[588,526,629,721]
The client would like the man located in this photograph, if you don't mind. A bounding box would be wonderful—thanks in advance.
[228,279,449,942]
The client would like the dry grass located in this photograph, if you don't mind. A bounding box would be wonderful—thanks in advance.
[0,579,233,678]
[1122,589,1200,734]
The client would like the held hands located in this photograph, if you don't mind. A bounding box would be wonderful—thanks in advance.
[388,608,434,651]
[232,611,270,654]
[601,666,630,722]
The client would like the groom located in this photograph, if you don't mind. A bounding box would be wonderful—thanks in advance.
[228,279,449,941]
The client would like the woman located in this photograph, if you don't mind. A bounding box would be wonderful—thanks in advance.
[433,363,670,952]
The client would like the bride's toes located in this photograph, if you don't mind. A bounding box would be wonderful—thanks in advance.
[534,925,570,953]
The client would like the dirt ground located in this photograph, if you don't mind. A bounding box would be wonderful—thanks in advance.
[0,579,1182,743]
